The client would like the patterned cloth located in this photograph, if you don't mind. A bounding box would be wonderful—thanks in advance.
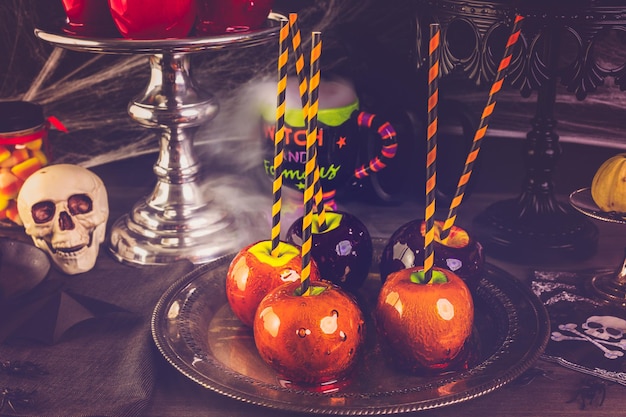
[0,249,194,417]
[532,269,626,386]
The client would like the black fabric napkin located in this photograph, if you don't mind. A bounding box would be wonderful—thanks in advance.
[532,269,626,386]
[0,249,195,417]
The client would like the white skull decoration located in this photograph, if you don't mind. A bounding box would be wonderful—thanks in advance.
[17,164,109,275]
[582,315,626,341]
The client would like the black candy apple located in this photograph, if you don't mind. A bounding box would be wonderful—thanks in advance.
[286,211,372,292]
[380,219,484,290]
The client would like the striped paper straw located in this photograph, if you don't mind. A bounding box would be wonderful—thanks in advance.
[424,23,440,283]
[270,18,290,257]
[440,14,524,241]
[288,13,328,231]
[299,31,322,297]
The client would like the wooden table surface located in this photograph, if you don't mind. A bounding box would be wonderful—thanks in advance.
[3,137,626,416]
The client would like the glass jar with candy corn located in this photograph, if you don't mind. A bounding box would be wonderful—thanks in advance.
[0,101,56,227]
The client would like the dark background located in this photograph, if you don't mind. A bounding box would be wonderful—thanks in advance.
[1,0,626,206]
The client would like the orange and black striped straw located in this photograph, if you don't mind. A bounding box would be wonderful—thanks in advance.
[299,31,322,297]
[270,18,290,257]
[424,23,440,282]
[440,14,524,241]
[288,13,328,232]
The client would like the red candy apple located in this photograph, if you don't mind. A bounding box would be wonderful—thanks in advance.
[380,219,484,290]
[226,240,320,327]
[375,266,474,374]
[62,0,118,36]
[286,211,373,292]
[108,0,196,39]
[253,280,365,385]
[196,0,274,35]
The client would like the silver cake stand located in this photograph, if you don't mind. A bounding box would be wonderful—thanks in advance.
[570,187,626,306]
[35,14,284,265]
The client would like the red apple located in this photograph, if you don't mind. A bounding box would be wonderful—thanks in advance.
[380,219,484,290]
[375,266,474,374]
[108,0,196,39]
[286,211,373,292]
[62,0,119,36]
[226,240,320,327]
[253,280,365,385]
[196,0,274,35]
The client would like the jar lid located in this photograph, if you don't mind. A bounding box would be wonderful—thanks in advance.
[0,101,45,132]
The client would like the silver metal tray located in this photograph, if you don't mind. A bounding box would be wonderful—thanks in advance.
[151,244,549,415]
[570,187,626,224]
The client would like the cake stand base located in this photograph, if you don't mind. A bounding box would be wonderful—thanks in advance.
[473,198,598,264]
[588,271,626,307]
[109,195,237,265]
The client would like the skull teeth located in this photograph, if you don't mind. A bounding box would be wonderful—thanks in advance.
[46,233,94,257]
[57,244,87,254]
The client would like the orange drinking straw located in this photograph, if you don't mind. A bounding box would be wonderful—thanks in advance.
[440,14,524,241]
[288,13,328,231]
[424,23,440,282]
[270,19,290,257]
[299,31,322,297]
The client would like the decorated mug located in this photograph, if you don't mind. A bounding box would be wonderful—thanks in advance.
[261,77,398,209]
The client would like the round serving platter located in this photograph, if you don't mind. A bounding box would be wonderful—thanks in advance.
[151,240,550,415]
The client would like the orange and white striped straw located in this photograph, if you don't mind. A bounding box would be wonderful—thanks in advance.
[299,31,322,296]
[288,13,328,232]
[424,23,440,282]
[440,14,524,241]
[270,18,290,256]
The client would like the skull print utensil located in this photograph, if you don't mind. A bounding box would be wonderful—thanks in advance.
[17,164,109,275]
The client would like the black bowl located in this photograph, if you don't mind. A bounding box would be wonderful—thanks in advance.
[0,238,51,302]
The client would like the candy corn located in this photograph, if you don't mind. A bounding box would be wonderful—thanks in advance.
[11,157,43,181]
[0,137,49,225]
[0,170,22,200]
[0,146,10,164]
[4,200,22,225]
[0,148,29,169]
[24,137,43,151]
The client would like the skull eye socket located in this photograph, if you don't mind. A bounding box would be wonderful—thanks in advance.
[68,194,92,215]
[586,321,603,329]
[32,201,56,224]
[606,327,622,337]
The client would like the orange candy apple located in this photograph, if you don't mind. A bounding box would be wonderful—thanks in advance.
[226,240,320,327]
[253,280,365,385]
[375,266,474,374]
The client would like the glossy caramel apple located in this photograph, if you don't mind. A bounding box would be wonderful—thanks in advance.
[226,240,320,327]
[380,219,484,290]
[375,266,474,374]
[286,211,373,292]
[108,0,196,39]
[253,280,365,385]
